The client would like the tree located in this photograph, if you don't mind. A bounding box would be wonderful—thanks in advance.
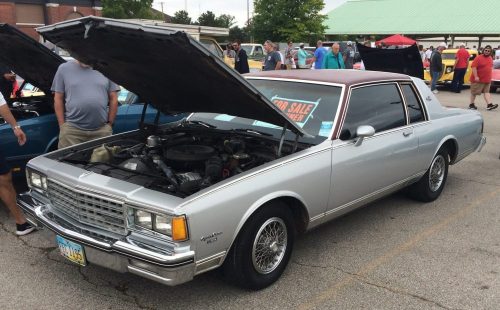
[197,11,218,27]
[229,26,250,42]
[171,10,192,25]
[252,0,326,44]
[102,0,160,19]
[216,14,236,28]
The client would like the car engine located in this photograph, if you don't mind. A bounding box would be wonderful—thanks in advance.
[59,129,302,197]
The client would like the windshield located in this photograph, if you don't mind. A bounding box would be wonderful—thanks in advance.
[241,45,253,54]
[442,53,456,60]
[190,80,343,144]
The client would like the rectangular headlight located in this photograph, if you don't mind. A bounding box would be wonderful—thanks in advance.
[135,210,153,230]
[132,209,188,241]
[26,168,47,192]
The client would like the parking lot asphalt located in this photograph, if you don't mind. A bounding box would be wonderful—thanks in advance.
[1,87,499,310]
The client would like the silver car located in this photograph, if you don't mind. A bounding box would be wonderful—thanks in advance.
[18,17,486,290]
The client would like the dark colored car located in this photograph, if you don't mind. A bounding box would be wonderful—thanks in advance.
[0,24,184,176]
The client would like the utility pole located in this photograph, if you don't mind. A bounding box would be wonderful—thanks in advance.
[159,1,165,14]
[185,0,188,11]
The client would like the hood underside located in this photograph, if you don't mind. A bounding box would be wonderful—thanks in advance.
[357,43,424,79]
[37,17,305,135]
[0,24,64,95]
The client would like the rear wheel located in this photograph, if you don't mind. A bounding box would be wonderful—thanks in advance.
[222,203,295,290]
[408,148,449,202]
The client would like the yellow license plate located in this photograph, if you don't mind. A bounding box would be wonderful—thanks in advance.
[56,235,86,266]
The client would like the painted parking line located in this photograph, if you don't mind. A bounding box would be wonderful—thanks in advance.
[297,187,500,310]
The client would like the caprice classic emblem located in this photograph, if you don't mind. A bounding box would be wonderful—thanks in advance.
[201,232,223,244]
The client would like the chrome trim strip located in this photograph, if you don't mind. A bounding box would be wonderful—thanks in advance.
[195,252,226,274]
[308,172,425,224]
[325,172,425,217]
[179,146,332,207]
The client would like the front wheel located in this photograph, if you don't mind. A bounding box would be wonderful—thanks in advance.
[222,203,295,290]
[408,148,449,202]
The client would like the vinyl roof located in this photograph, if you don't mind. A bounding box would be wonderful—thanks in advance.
[246,69,411,86]
[325,0,500,36]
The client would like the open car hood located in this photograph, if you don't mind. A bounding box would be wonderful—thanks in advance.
[357,43,424,79]
[0,24,64,95]
[37,17,305,135]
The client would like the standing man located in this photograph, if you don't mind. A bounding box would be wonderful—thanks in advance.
[323,43,345,70]
[430,43,446,94]
[263,40,282,71]
[51,60,120,149]
[233,41,249,74]
[0,65,15,99]
[297,43,308,69]
[425,45,434,62]
[0,92,34,235]
[451,43,470,93]
[313,40,327,69]
[343,41,355,69]
[469,45,498,110]
[284,41,294,70]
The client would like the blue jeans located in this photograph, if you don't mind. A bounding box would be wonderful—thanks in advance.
[431,71,440,91]
[451,68,466,92]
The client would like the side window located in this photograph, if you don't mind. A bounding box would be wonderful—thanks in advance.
[401,84,425,123]
[255,46,263,56]
[200,39,223,58]
[341,84,406,140]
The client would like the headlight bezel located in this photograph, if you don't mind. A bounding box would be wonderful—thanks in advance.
[26,168,48,193]
[130,208,189,242]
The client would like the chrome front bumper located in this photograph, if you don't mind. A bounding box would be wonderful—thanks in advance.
[17,192,196,286]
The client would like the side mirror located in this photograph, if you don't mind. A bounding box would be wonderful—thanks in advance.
[354,125,375,146]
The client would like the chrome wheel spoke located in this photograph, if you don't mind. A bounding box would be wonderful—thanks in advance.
[252,217,288,274]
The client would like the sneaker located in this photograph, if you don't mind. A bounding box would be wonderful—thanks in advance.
[16,222,35,236]
[469,103,478,110]
[432,89,439,94]
[486,103,498,111]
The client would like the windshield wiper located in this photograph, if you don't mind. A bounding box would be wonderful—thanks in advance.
[233,128,273,136]
[181,119,217,128]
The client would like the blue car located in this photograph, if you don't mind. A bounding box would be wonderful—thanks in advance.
[0,24,183,176]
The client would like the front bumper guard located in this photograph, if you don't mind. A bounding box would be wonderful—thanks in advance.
[17,193,196,286]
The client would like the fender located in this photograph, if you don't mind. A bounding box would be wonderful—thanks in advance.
[43,136,59,154]
[432,135,458,165]
[226,191,309,254]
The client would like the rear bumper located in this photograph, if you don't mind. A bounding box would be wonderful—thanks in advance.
[17,192,196,286]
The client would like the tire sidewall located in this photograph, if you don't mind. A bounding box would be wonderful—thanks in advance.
[424,149,449,200]
[231,205,295,290]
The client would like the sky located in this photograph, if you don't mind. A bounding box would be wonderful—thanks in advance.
[152,0,348,27]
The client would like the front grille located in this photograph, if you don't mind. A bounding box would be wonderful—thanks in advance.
[47,180,127,235]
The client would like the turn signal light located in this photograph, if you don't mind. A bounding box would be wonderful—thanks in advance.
[172,216,188,241]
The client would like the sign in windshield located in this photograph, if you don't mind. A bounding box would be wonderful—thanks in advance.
[190,80,342,143]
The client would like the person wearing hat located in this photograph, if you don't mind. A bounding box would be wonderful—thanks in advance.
[451,43,470,93]
[343,41,355,69]
[430,42,446,94]
[297,43,309,69]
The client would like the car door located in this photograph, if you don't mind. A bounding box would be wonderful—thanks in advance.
[327,83,419,214]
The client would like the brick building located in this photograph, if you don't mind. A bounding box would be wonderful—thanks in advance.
[0,0,102,40]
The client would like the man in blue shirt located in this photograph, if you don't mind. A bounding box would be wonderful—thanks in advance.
[313,40,327,69]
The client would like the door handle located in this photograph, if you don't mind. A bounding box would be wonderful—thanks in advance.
[403,130,413,137]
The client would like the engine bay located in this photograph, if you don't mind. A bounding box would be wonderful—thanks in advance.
[59,128,306,197]
[1,96,53,123]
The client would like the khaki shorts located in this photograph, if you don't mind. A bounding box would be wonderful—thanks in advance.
[471,82,491,95]
[58,123,113,149]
